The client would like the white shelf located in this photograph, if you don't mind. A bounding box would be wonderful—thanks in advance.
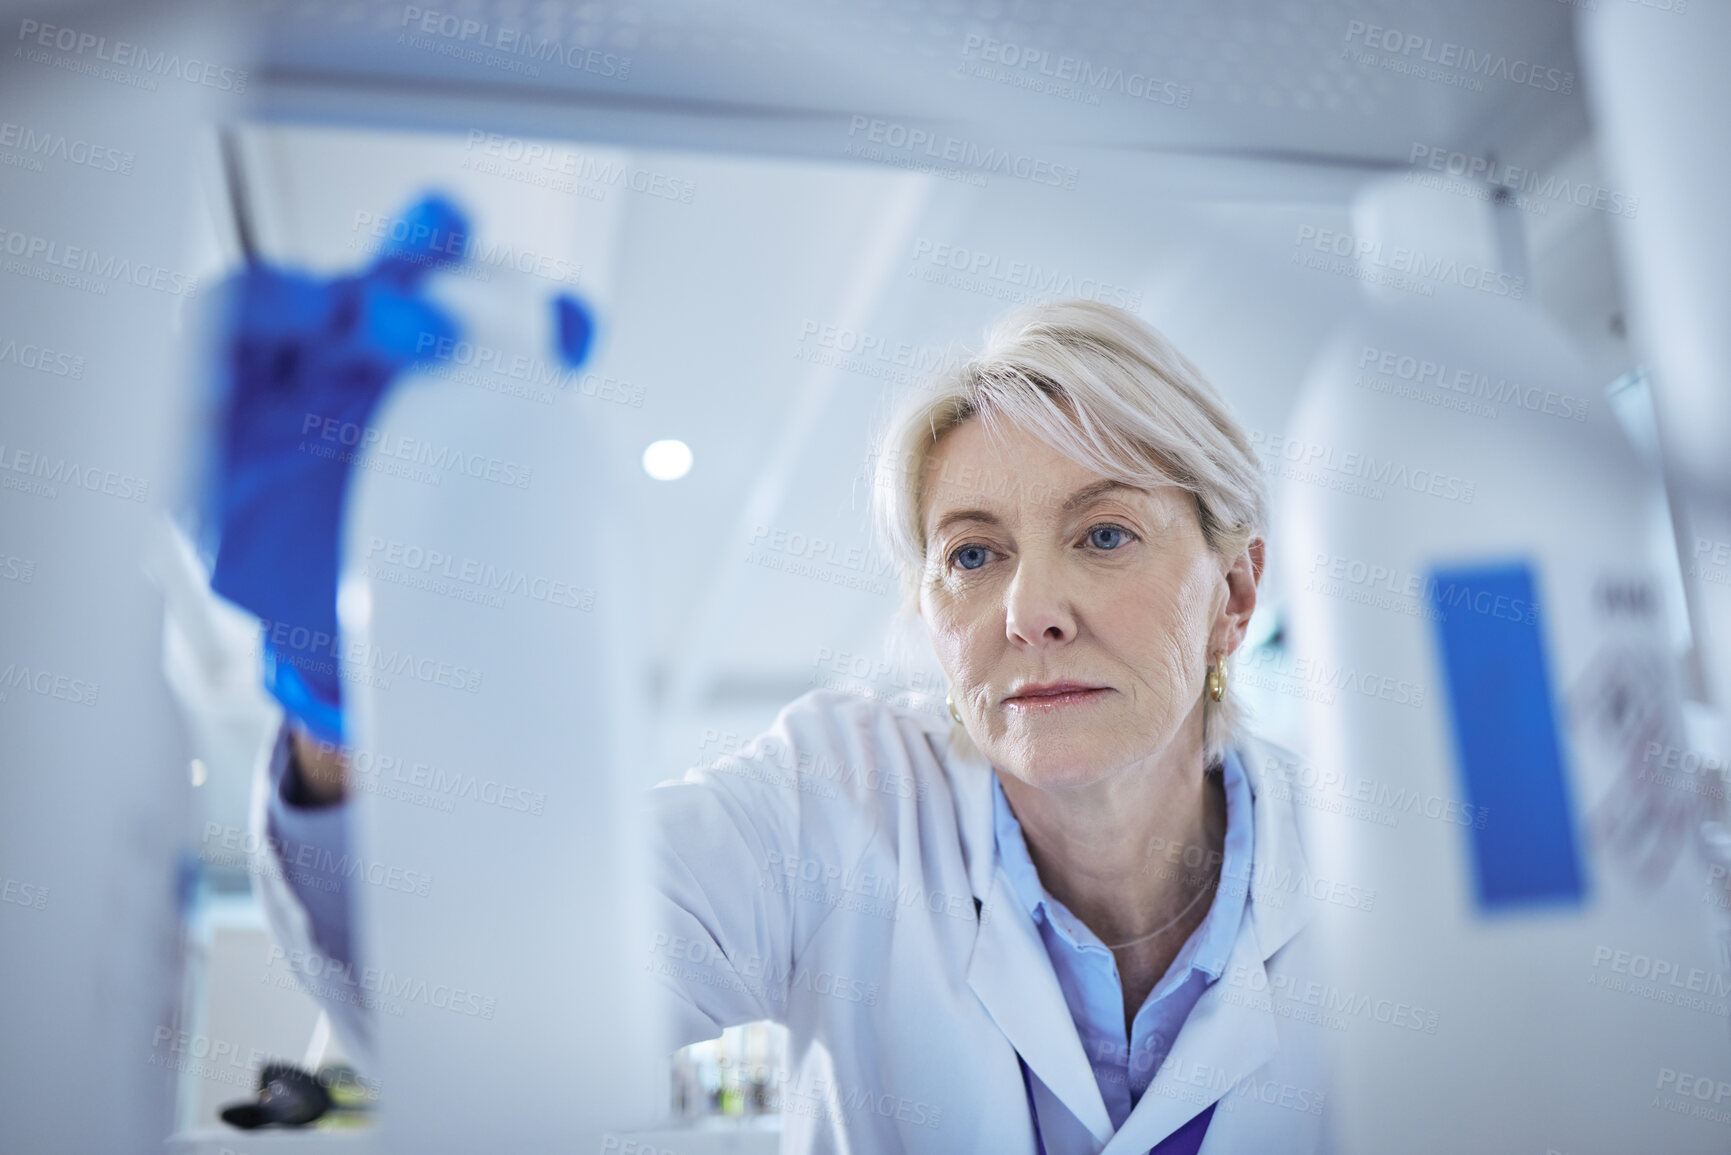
[165,1127,379,1154]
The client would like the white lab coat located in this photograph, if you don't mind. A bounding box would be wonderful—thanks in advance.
[258,688,1334,1153]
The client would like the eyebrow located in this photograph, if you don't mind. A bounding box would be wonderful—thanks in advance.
[928,480,1146,538]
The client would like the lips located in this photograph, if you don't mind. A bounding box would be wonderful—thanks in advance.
[1002,681,1110,712]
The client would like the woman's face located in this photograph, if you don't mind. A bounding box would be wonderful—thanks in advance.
[917,416,1258,792]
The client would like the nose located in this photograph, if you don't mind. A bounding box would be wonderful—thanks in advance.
[1003,556,1075,648]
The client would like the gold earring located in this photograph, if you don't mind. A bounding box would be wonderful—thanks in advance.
[947,690,963,725]
[1207,650,1227,702]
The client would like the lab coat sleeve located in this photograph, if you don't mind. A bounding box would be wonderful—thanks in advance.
[246,710,800,1065]
[250,721,375,1066]
[252,690,884,1062]
[644,692,880,1049]
[647,768,802,1047]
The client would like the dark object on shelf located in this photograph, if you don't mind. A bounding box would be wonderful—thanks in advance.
[219,1061,332,1129]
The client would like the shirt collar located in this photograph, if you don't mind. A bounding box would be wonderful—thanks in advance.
[990,748,1255,980]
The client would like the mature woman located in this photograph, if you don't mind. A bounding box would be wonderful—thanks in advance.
[264,299,1329,1154]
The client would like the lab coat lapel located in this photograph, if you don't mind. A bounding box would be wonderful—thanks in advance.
[1101,740,1321,1154]
[946,738,1113,1144]
[942,729,1001,905]
[1100,921,1277,1154]
[1239,736,1320,957]
[966,867,1116,1147]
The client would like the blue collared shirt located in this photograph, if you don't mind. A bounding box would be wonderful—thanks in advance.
[991,749,1254,1131]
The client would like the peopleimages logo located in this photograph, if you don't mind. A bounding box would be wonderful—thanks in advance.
[793,319,967,389]
[0,660,99,707]
[1307,551,1539,625]
[0,336,84,379]
[1258,750,1488,830]
[300,413,535,489]
[1293,224,1523,299]
[845,116,1079,189]
[1342,20,1573,94]
[1249,429,1476,505]
[398,7,630,81]
[1,875,49,910]
[265,944,497,1019]
[1356,344,1589,421]
[0,120,133,175]
[460,133,695,204]
[957,33,1191,109]
[16,18,249,92]
[0,443,150,502]
[1407,144,1637,219]
[910,238,1143,311]
[351,209,586,285]
[0,226,199,297]
[363,535,597,613]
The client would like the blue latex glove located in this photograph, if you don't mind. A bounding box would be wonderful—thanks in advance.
[207,195,471,744]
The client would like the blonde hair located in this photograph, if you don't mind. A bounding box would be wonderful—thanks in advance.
[870,299,1267,767]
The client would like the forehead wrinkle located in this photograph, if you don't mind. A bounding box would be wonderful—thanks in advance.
[1060,479,1146,515]
[920,418,1184,547]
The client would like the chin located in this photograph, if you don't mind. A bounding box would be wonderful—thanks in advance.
[986,708,1177,793]
[988,729,1120,793]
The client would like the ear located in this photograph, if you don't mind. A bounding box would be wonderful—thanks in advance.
[1212,537,1264,657]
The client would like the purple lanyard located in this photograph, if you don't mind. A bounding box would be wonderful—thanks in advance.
[1019,1055,1216,1155]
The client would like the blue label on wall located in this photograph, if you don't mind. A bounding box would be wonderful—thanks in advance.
[1428,562,1585,911]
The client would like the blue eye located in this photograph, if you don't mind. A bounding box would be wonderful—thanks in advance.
[1088,525,1129,550]
[953,545,990,570]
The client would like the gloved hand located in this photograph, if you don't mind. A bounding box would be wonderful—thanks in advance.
[206,194,471,745]
[205,192,600,747]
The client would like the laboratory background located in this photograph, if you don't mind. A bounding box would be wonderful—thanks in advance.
[2,0,1729,1152]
